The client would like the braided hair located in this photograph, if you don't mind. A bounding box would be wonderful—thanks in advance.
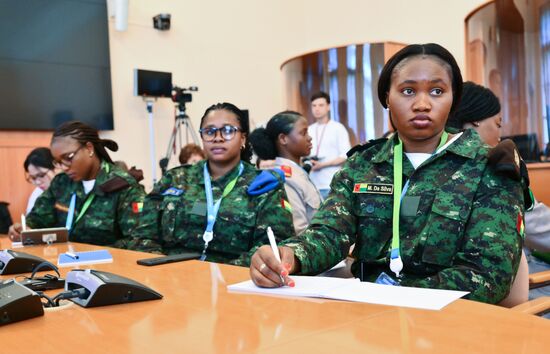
[52,121,118,163]
[446,81,501,129]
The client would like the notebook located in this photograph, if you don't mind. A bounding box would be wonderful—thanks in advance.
[57,250,113,267]
[228,276,469,311]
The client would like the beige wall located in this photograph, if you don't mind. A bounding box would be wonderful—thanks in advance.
[104,0,488,189]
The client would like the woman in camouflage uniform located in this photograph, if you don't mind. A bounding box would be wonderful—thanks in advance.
[250,44,525,304]
[8,121,145,246]
[127,103,294,266]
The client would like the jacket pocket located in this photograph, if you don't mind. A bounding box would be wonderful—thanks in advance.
[421,192,469,266]
[353,193,393,259]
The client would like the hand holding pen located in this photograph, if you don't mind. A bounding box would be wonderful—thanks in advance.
[249,227,297,288]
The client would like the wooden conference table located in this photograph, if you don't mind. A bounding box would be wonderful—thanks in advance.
[0,239,549,354]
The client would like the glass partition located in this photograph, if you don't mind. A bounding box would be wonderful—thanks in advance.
[466,0,550,161]
[281,42,405,146]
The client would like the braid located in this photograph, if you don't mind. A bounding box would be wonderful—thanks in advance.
[52,121,118,163]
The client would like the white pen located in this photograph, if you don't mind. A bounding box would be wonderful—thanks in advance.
[267,226,281,263]
[21,214,26,231]
[267,226,287,285]
[65,245,79,259]
[65,251,79,260]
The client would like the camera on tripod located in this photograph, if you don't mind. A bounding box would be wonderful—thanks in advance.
[171,86,198,106]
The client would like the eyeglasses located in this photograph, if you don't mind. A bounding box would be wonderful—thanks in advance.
[26,170,51,184]
[199,125,241,142]
[53,145,86,168]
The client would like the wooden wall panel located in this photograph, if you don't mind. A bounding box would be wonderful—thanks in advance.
[0,131,52,223]
[527,163,550,205]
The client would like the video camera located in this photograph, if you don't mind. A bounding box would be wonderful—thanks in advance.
[171,86,198,105]
[302,156,320,174]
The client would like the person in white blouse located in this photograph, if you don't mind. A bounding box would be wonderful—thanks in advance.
[250,111,322,235]
[24,147,58,214]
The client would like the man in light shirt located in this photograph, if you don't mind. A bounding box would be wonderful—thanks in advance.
[307,91,351,199]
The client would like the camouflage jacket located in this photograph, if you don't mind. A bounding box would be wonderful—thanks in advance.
[26,162,145,246]
[126,160,295,266]
[282,129,524,304]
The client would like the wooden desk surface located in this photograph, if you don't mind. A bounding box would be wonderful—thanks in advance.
[0,239,549,354]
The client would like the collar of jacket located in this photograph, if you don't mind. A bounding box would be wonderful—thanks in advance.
[92,161,114,197]
[197,160,251,188]
[371,128,483,165]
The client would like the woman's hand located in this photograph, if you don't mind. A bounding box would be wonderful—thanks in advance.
[250,245,297,288]
[7,223,23,241]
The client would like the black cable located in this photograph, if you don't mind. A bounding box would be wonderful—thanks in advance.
[36,291,55,308]
[51,288,87,306]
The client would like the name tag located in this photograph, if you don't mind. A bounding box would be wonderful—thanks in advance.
[162,187,184,196]
[353,183,393,195]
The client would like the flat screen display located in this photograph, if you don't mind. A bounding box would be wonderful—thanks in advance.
[0,0,113,130]
[134,69,172,98]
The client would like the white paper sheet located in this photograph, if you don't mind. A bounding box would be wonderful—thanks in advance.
[228,276,468,310]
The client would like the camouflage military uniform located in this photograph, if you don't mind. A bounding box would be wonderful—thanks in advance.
[26,162,145,246]
[127,160,294,266]
[282,129,524,304]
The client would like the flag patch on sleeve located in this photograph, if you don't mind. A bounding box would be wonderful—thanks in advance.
[132,202,143,214]
[281,199,292,212]
[516,213,524,238]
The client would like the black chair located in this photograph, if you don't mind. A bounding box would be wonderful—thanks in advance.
[501,134,541,162]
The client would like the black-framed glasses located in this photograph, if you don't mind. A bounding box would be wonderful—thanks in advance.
[53,145,86,168]
[199,125,241,142]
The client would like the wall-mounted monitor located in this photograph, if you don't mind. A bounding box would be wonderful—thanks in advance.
[134,69,172,98]
[0,0,114,130]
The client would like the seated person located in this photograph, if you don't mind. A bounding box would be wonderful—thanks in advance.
[8,121,145,246]
[23,147,58,214]
[249,43,524,304]
[447,81,550,303]
[126,102,294,266]
[179,143,205,165]
[250,110,322,235]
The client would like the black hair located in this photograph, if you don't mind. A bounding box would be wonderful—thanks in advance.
[446,81,501,129]
[377,43,463,113]
[200,102,253,162]
[52,121,118,163]
[249,110,303,160]
[24,147,55,171]
[310,91,331,104]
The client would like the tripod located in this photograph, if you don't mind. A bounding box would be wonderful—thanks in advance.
[159,102,200,175]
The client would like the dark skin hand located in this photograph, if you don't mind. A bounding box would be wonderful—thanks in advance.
[249,245,301,288]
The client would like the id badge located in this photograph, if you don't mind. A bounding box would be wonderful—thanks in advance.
[375,272,400,286]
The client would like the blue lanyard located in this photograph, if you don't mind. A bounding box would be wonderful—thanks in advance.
[389,131,449,278]
[201,162,244,260]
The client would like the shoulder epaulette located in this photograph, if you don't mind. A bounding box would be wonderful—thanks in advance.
[247,169,285,196]
[346,138,387,158]
[99,176,131,193]
[488,139,533,209]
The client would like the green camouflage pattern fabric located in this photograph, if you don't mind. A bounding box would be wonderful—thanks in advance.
[126,160,295,266]
[26,162,146,246]
[282,129,524,304]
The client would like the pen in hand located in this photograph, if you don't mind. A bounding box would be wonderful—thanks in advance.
[21,214,27,231]
[267,227,290,286]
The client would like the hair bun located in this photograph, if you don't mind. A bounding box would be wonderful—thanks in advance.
[102,139,119,152]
